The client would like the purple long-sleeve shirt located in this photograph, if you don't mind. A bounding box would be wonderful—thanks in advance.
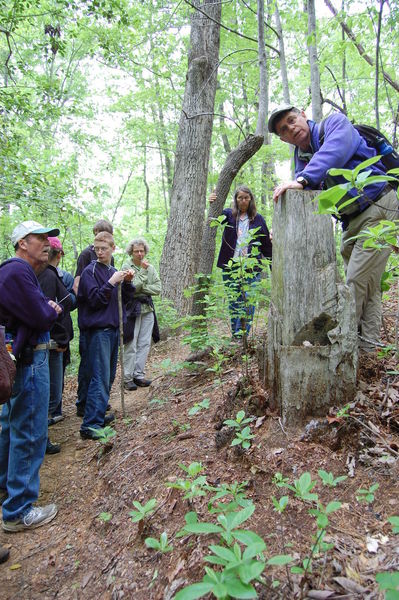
[77,261,135,330]
[0,257,58,357]
[295,113,387,214]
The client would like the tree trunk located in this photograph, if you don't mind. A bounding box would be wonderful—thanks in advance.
[307,0,323,121]
[159,1,221,315]
[266,190,358,426]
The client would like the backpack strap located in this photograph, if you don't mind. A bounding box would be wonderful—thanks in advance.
[318,118,327,147]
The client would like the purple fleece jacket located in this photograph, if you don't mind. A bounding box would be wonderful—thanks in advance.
[295,113,387,213]
[216,209,272,269]
[0,257,58,357]
[77,260,135,330]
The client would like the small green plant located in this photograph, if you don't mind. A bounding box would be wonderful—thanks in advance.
[272,495,289,514]
[318,470,348,488]
[336,403,352,418]
[166,462,208,500]
[89,425,116,444]
[388,516,399,534]
[224,411,255,450]
[284,472,318,502]
[149,396,168,407]
[129,498,157,523]
[175,503,293,599]
[98,512,112,523]
[188,398,210,416]
[356,483,379,504]
[208,481,250,514]
[272,472,290,488]
[172,419,191,433]
[375,571,399,599]
[123,416,133,425]
[145,531,173,553]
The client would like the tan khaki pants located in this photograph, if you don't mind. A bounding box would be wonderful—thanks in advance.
[341,189,398,349]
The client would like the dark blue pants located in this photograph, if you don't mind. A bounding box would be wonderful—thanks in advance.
[222,270,261,337]
[80,328,119,433]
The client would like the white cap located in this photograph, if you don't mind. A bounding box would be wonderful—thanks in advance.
[11,220,60,246]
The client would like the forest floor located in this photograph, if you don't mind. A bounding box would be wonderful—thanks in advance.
[1,307,399,600]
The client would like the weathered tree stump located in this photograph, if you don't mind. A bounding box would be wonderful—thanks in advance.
[266,190,358,426]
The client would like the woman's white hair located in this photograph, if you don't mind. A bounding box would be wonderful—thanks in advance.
[125,238,150,256]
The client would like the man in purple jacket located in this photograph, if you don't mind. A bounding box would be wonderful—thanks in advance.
[269,106,398,351]
[0,221,62,532]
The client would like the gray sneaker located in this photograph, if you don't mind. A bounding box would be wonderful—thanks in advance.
[2,503,58,532]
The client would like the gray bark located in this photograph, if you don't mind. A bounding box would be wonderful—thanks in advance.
[266,190,358,426]
[307,0,323,121]
[273,4,290,104]
[159,1,221,315]
[256,0,267,138]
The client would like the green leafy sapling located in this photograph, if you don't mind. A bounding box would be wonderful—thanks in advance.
[145,531,173,553]
[375,571,399,600]
[356,483,379,504]
[224,411,255,450]
[272,472,290,488]
[129,498,157,523]
[208,481,250,514]
[286,472,318,502]
[98,512,112,523]
[388,516,399,534]
[89,425,116,444]
[188,398,210,416]
[318,470,348,487]
[166,462,208,501]
[272,495,289,514]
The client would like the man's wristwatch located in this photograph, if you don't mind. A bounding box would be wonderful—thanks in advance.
[296,176,308,188]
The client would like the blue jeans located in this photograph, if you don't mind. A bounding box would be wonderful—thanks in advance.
[49,350,63,417]
[81,328,119,433]
[76,329,89,411]
[222,270,261,337]
[0,341,50,521]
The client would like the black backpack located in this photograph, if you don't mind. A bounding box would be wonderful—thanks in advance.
[319,119,399,189]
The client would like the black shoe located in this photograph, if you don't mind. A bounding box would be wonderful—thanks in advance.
[103,413,115,426]
[76,406,85,417]
[133,378,152,387]
[0,545,9,564]
[106,404,112,412]
[46,440,61,455]
[80,429,100,440]
[124,381,137,391]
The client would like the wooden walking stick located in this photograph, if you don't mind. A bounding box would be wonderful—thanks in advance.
[117,283,126,417]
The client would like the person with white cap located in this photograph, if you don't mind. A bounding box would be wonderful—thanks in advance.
[0,220,62,531]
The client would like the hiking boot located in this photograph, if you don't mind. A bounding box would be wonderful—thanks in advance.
[46,440,61,455]
[133,378,152,387]
[3,504,58,532]
[0,545,9,563]
[48,415,64,426]
[0,489,7,506]
[124,380,137,391]
[103,413,115,426]
[80,429,101,440]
